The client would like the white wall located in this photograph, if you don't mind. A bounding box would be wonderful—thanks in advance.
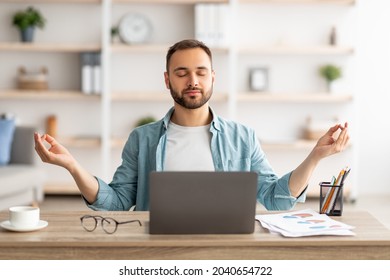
[355,0,390,194]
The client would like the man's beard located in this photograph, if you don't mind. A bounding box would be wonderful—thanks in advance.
[169,83,213,109]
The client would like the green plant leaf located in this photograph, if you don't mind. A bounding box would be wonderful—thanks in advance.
[12,6,46,31]
[135,116,156,127]
[319,64,342,82]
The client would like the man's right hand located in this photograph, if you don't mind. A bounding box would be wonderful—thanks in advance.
[34,132,99,203]
[34,132,76,172]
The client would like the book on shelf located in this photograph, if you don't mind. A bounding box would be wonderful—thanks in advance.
[80,52,101,95]
[92,52,101,95]
[194,3,230,48]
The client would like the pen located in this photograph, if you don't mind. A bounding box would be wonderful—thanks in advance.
[321,167,347,214]
[340,167,351,185]
[327,167,350,214]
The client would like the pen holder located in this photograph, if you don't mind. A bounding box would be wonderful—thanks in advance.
[319,182,343,216]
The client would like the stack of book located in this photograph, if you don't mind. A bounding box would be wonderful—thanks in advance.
[320,166,351,215]
[194,4,231,48]
[80,52,101,95]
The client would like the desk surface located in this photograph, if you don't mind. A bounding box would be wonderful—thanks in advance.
[1,210,390,260]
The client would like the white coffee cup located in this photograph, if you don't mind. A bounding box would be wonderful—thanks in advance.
[9,206,40,228]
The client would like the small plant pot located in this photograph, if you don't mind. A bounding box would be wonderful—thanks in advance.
[326,81,332,93]
[326,81,338,94]
[20,26,35,42]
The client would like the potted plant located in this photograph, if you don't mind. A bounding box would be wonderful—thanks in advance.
[12,6,46,42]
[319,64,342,93]
[135,116,156,127]
[111,26,120,44]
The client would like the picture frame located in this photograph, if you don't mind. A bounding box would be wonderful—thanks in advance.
[249,67,268,92]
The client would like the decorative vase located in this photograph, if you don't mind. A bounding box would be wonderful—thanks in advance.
[326,81,340,94]
[326,81,334,93]
[20,26,34,42]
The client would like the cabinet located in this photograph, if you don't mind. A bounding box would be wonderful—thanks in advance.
[0,0,356,197]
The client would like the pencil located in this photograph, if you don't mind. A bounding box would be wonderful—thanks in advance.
[321,167,347,214]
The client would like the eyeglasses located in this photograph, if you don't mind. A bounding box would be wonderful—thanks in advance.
[80,215,142,234]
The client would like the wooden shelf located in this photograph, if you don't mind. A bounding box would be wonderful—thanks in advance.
[0,42,101,53]
[237,93,353,103]
[113,0,229,4]
[59,136,101,148]
[0,90,100,100]
[0,0,233,4]
[261,139,352,150]
[111,91,229,102]
[0,0,101,3]
[111,138,127,149]
[58,135,352,157]
[55,136,125,149]
[111,92,173,102]
[261,139,316,150]
[110,137,326,151]
[111,43,229,54]
[240,0,355,5]
[238,45,354,55]
[111,43,170,53]
[44,182,81,195]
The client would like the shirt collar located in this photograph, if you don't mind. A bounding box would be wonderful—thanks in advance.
[162,107,175,130]
[162,106,221,132]
[209,107,221,132]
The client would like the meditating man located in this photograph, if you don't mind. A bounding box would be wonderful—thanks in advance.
[34,39,349,211]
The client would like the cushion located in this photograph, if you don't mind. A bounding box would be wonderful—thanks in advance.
[0,118,16,165]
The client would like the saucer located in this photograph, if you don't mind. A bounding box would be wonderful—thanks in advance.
[0,220,48,232]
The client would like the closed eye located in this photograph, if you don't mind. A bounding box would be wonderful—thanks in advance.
[197,70,208,76]
[175,70,187,77]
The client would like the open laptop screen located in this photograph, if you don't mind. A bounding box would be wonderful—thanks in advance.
[149,171,258,234]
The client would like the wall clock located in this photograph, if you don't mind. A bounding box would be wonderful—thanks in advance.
[118,13,152,44]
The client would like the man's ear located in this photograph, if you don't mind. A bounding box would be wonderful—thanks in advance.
[164,72,170,89]
[212,70,215,84]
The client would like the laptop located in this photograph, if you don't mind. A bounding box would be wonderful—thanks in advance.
[149,171,258,234]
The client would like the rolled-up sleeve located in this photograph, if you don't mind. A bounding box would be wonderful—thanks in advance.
[251,132,307,210]
[85,134,139,211]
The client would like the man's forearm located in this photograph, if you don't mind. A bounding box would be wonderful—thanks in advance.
[67,162,99,204]
[289,151,320,197]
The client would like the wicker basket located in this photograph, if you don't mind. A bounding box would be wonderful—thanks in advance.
[17,67,48,90]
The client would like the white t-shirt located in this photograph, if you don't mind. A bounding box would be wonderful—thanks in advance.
[164,121,215,171]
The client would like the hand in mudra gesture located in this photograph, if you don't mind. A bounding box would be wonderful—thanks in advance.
[34,132,76,171]
[313,122,349,160]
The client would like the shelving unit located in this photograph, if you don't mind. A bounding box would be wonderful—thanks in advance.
[0,0,356,196]
[238,45,354,55]
[0,90,100,100]
[239,0,355,4]
[235,0,356,199]
[0,42,101,52]
[111,91,229,102]
[113,0,228,3]
[237,93,353,102]
[111,43,229,54]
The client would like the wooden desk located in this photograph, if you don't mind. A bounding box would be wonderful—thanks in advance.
[0,210,389,260]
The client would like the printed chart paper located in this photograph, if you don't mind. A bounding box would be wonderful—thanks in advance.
[256,209,355,237]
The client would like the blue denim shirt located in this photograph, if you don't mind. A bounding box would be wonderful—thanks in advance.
[89,107,306,211]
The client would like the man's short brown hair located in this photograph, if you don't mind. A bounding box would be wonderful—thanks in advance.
[166,39,213,72]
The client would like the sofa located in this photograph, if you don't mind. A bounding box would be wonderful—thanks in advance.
[0,126,45,211]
